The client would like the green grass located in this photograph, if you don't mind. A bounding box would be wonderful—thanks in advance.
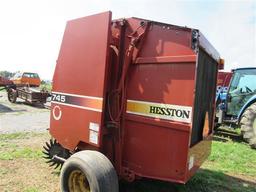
[0,132,45,160]
[23,187,40,192]
[0,131,256,192]
[184,169,255,192]
[0,132,44,140]
[205,141,256,175]
[183,132,256,192]
[0,147,42,160]
[182,133,256,192]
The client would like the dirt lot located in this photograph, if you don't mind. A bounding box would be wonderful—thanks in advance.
[0,91,49,134]
[0,90,256,192]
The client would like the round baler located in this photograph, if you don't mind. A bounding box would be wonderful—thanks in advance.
[43,11,223,191]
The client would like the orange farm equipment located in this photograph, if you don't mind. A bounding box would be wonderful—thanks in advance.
[1,72,49,105]
[10,72,41,87]
[43,12,223,191]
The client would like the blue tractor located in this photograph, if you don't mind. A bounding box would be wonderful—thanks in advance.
[216,67,256,148]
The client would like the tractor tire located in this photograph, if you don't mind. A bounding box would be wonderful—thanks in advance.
[240,102,256,149]
[7,89,17,103]
[60,150,118,192]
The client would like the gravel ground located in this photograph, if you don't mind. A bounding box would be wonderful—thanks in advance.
[0,91,50,133]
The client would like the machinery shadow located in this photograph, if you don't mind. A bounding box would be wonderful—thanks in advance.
[0,104,27,113]
[0,104,13,113]
[213,127,244,143]
[119,169,256,192]
[14,100,47,109]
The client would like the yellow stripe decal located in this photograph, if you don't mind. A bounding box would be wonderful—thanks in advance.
[126,100,192,123]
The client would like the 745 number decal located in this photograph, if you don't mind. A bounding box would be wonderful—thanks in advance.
[52,93,66,103]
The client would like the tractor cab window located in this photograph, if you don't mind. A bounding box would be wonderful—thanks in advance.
[227,69,256,116]
[229,69,256,94]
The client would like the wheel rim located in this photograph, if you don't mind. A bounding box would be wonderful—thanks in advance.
[68,169,90,192]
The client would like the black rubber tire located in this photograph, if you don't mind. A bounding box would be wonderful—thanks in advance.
[240,102,256,149]
[60,150,118,192]
[7,89,17,103]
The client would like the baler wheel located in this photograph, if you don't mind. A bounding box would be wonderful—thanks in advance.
[43,139,71,169]
[60,150,118,192]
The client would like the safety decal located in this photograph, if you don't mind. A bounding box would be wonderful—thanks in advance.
[89,122,99,145]
[126,100,192,123]
[188,156,194,170]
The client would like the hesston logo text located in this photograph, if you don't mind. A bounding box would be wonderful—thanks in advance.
[149,106,190,119]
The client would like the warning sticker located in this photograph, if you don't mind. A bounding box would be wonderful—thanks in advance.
[89,130,98,145]
[89,122,100,132]
[188,156,194,170]
[89,122,99,144]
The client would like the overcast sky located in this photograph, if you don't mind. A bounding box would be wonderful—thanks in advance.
[0,0,255,79]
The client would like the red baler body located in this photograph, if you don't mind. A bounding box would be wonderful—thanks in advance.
[50,12,221,183]
[217,71,232,87]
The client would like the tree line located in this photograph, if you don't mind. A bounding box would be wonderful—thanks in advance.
[0,71,16,78]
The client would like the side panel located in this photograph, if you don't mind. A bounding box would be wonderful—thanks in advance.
[123,62,196,182]
[50,12,112,150]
